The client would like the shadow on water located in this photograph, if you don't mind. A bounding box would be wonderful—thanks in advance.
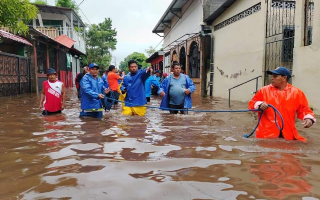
[0,88,320,200]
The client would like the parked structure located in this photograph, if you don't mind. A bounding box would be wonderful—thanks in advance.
[204,0,320,113]
[153,0,227,97]
[146,51,164,72]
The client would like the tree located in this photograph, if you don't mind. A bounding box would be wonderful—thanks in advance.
[119,52,150,73]
[33,0,47,5]
[85,18,117,70]
[55,0,78,12]
[145,46,156,57]
[0,0,38,35]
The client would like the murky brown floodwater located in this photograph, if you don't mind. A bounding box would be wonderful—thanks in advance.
[1,88,320,200]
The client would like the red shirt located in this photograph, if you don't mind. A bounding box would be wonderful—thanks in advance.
[107,71,120,91]
[43,80,63,112]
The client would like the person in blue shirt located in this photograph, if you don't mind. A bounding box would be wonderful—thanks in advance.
[101,69,109,88]
[80,63,109,118]
[145,72,160,102]
[159,62,196,114]
[121,60,152,116]
[151,70,161,95]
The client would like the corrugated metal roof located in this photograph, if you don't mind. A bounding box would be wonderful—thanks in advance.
[0,30,33,46]
[54,35,76,49]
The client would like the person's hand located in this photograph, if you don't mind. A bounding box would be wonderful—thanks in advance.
[98,94,104,99]
[302,118,314,128]
[122,71,125,76]
[105,88,110,94]
[151,85,154,89]
[39,104,43,110]
[160,91,165,97]
[146,67,152,73]
[259,102,269,111]
[61,103,65,110]
[184,89,191,95]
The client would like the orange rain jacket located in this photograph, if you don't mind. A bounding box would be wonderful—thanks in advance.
[248,84,315,141]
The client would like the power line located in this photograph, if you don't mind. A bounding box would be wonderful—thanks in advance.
[79,7,92,26]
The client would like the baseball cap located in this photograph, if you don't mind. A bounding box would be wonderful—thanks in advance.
[47,68,56,75]
[89,63,99,69]
[155,70,160,74]
[266,67,291,79]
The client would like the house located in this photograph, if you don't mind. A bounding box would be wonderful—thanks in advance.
[152,0,227,97]
[146,51,164,72]
[204,0,320,113]
[0,30,33,97]
[29,4,86,94]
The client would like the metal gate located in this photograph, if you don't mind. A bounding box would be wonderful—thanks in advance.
[265,0,296,85]
[188,41,200,78]
[0,52,31,97]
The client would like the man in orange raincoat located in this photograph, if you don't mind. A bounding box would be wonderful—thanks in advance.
[248,67,316,141]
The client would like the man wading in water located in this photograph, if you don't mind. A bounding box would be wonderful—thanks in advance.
[248,67,316,141]
[159,62,196,114]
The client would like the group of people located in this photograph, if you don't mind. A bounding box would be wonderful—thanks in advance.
[39,63,316,142]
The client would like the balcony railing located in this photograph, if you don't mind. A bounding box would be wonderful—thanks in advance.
[35,26,86,53]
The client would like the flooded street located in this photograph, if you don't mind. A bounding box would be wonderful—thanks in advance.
[1,88,320,200]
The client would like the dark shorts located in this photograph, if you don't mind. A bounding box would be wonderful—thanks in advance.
[42,110,62,115]
[151,86,159,95]
[112,91,120,105]
[168,104,186,114]
[146,97,150,102]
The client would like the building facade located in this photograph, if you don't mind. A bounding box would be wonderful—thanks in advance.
[205,0,320,114]
[153,0,226,97]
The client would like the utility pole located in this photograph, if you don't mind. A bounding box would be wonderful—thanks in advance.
[114,57,117,67]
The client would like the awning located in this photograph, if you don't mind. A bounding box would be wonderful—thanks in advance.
[0,30,33,46]
[54,34,76,49]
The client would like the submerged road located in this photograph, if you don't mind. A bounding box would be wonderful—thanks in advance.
[1,88,320,200]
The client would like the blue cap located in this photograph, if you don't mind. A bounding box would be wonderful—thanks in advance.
[155,70,160,73]
[89,63,99,69]
[47,68,56,75]
[267,67,291,79]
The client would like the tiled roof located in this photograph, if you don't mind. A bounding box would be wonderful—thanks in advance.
[0,30,32,46]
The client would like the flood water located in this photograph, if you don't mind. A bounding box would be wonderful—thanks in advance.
[1,88,320,200]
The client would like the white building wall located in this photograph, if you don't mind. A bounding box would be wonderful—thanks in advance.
[163,0,203,48]
[292,0,320,114]
[212,0,265,102]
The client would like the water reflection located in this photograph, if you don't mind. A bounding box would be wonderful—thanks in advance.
[0,90,320,199]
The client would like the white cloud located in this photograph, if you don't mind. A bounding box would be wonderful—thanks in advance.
[46,0,171,66]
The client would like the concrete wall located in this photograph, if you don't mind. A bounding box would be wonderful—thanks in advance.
[292,0,320,114]
[211,0,265,102]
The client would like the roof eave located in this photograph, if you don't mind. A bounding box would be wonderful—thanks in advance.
[204,0,237,24]
[152,0,179,33]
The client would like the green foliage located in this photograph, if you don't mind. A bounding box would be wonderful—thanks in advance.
[55,0,78,10]
[145,46,155,57]
[85,18,117,71]
[119,52,150,73]
[0,0,38,35]
[80,55,88,66]
[33,0,47,5]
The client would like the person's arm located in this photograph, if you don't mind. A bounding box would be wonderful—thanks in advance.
[158,76,168,97]
[141,67,152,83]
[80,76,100,99]
[185,76,196,95]
[120,76,128,94]
[76,73,84,83]
[39,84,45,110]
[296,91,316,128]
[248,90,266,110]
[118,71,125,80]
[61,83,66,110]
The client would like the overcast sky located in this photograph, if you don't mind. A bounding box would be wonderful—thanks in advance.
[45,0,171,67]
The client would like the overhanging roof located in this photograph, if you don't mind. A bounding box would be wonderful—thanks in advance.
[204,0,237,24]
[0,30,33,46]
[152,0,189,33]
[34,4,86,27]
[55,35,75,48]
[146,51,164,63]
